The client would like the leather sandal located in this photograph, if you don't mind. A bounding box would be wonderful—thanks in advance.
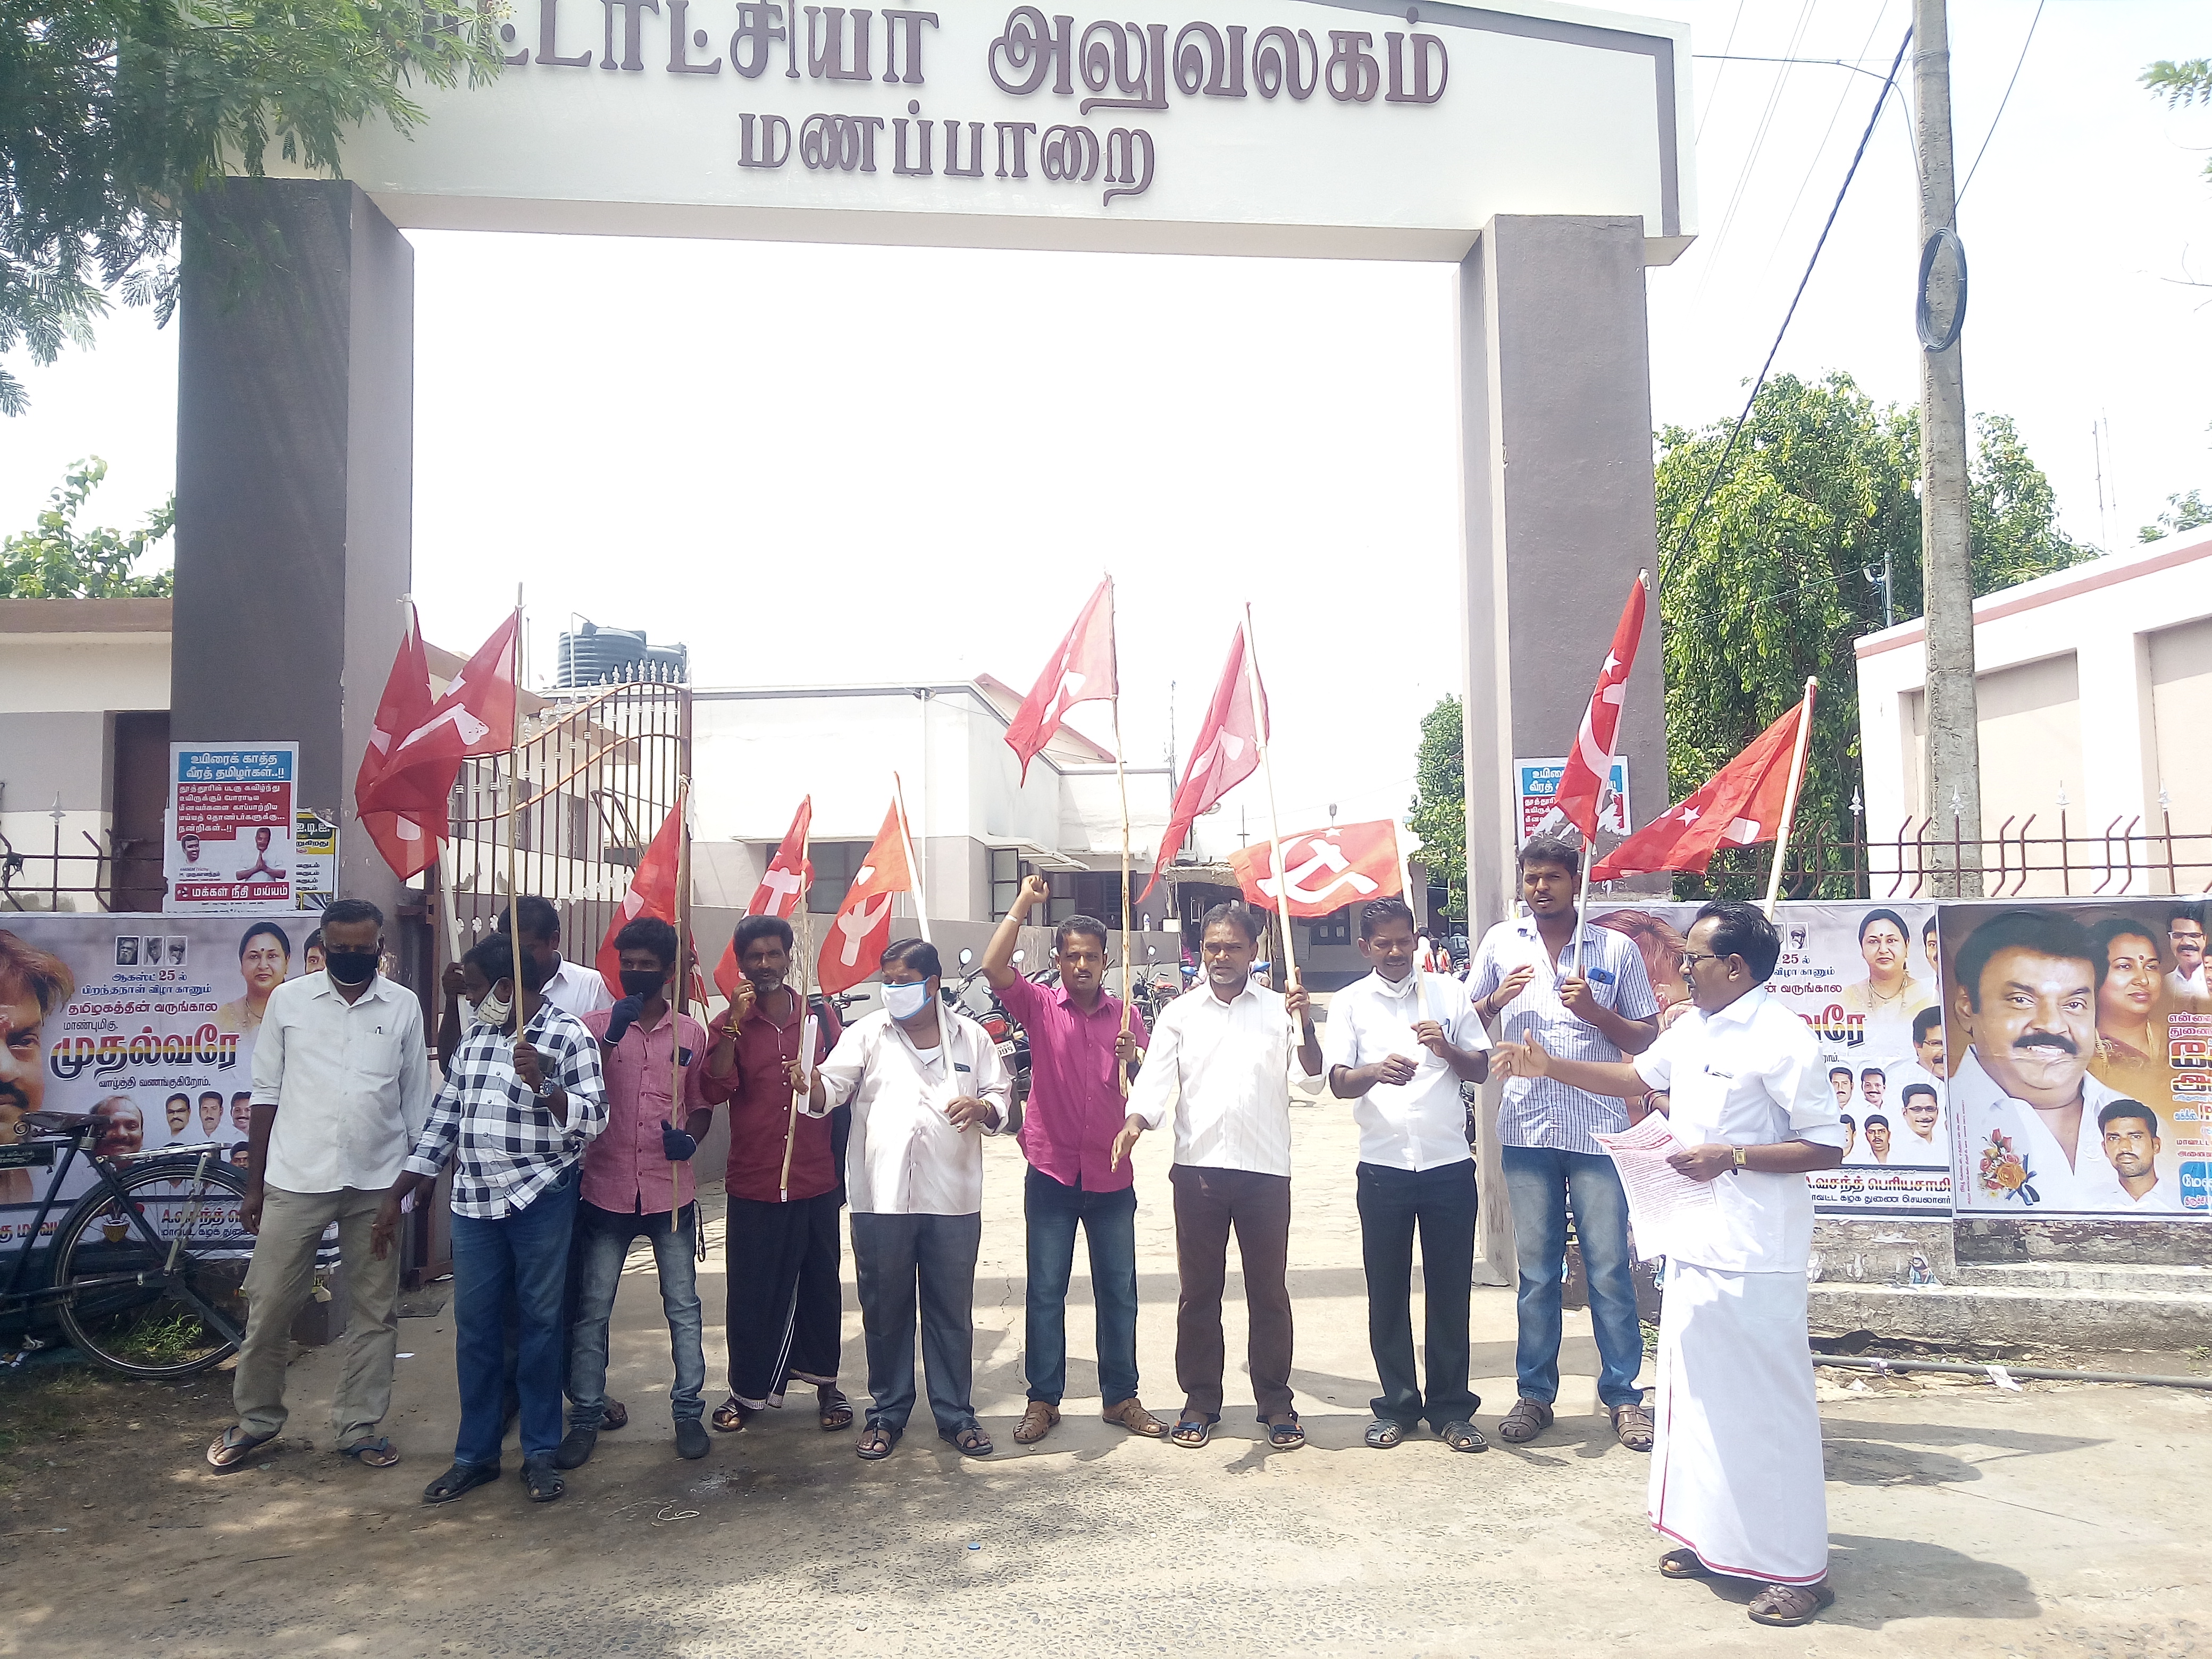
[1440,1419,1487,1453]
[1103,1396,1167,1438]
[421,1461,500,1505]
[1613,1402,1655,1452]
[1170,1415,1217,1448]
[1364,1419,1408,1449]
[601,1398,629,1431]
[1747,1580,1835,1627]
[1013,1401,1060,1444]
[711,1397,753,1434]
[1658,1548,1713,1580]
[857,1425,899,1460]
[818,1389,854,1432]
[1264,1413,1305,1451]
[1497,1398,1554,1444]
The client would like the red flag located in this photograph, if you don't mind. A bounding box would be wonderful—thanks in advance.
[1004,577,1118,784]
[1228,821,1402,918]
[1143,625,1267,899]
[715,798,814,999]
[596,799,685,994]
[1552,575,1647,840]
[1590,700,1808,881]
[354,606,441,879]
[355,610,521,820]
[817,802,914,996]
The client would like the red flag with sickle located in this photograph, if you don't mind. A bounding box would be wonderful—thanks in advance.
[1550,574,1648,840]
[1590,700,1808,880]
[596,799,685,995]
[355,609,520,823]
[1228,820,1402,918]
[1143,625,1266,898]
[715,797,814,999]
[1004,577,1118,784]
[354,605,440,879]
[816,802,915,996]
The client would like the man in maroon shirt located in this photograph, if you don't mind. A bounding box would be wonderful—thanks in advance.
[701,915,849,1435]
[984,875,1163,1445]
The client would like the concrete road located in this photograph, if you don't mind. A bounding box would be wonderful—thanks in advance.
[4,1102,2208,1657]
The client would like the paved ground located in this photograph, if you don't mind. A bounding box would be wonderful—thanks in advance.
[4,1101,2209,1657]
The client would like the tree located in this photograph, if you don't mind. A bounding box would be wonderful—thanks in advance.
[2141,490,2212,543]
[2143,58,2212,183]
[1,457,175,596]
[1407,695,1465,922]
[2,2,502,416]
[1655,372,2086,895]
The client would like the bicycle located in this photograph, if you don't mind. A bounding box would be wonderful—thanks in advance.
[1,1110,252,1379]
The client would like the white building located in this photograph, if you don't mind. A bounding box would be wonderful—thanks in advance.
[1855,530,2212,895]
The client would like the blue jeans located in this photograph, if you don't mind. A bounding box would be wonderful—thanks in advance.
[566,1200,705,1430]
[1501,1145,1644,1410]
[451,1169,579,1467]
[850,1211,981,1439]
[1024,1168,1140,1407]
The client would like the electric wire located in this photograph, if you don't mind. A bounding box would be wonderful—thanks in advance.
[1955,0,2046,210]
[1693,0,1823,306]
[1658,22,1918,593]
[1695,0,1752,145]
[1760,1,1898,283]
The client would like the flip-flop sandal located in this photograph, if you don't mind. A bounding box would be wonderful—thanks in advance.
[338,1437,400,1468]
[1266,1414,1306,1451]
[205,1426,277,1472]
[711,1398,750,1434]
[1170,1417,1217,1448]
[1658,1549,1714,1580]
[1364,1419,1408,1449]
[818,1391,854,1431]
[1441,1420,1488,1453]
[1748,1581,1836,1627]
[856,1426,899,1460]
[950,1423,994,1458]
[421,1461,500,1505]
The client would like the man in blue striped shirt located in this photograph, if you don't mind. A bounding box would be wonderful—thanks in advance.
[1468,836,1658,1451]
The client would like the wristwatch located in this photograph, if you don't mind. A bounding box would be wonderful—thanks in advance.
[535,1079,558,1101]
[1731,1145,1749,1172]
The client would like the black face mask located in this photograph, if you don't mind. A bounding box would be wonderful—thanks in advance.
[619,969,667,1000]
[325,949,379,987]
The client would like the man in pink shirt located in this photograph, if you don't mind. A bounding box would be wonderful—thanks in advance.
[983,875,1161,1445]
[557,917,715,1468]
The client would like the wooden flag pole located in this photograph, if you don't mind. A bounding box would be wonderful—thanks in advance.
[781,823,817,1205]
[1762,677,1820,920]
[1240,604,1300,1000]
[1396,818,1429,1019]
[506,585,527,1040]
[1112,695,1134,1096]
[668,776,691,1128]
[1568,567,1648,981]
[892,772,932,944]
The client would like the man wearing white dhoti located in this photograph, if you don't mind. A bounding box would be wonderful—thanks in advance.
[1494,900,1846,1628]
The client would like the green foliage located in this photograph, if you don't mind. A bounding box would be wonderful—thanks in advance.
[2141,490,2212,543]
[1407,695,1465,922]
[1656,372,2087,896]
[1,2,506,415]
[2143,59,2212,183]
[1,457,175,596]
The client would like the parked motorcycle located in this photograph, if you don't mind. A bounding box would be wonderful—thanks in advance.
[952,948,1033,1110]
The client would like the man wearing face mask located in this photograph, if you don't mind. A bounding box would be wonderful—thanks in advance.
[799,940,1011,1461]
[557,917,717,1469]
[206,899,432,1473]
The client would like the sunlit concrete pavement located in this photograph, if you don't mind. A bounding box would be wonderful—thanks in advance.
[4,1099,2209,1657]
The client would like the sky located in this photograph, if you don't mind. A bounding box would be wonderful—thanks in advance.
[3,0,2209,850]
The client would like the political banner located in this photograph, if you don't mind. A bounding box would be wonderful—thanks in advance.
[1939,899,2209,1221]
[0,911,314,1256]
[163,744,302,914]
[1585,899,1951,1218]
[1515,757,1629,844]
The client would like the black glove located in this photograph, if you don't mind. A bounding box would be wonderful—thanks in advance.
[604,994,646,1046]
[661,1122,698,1162]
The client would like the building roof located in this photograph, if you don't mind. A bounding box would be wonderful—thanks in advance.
[0,597,173,636]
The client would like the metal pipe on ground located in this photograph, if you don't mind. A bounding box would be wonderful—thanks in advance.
[1815,1355,2212,1391]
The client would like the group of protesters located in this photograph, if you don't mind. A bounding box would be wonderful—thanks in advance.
[207,831,1847,1628]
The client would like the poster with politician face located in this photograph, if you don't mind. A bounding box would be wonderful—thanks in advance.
[1942,901,2208,1220]
[1588,898,1950,1219]
[0,912,307,1256]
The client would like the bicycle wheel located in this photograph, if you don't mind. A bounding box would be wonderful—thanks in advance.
[52,1156,252,1379]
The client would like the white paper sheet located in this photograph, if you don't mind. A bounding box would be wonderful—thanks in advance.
[1591,1111,1721,1262]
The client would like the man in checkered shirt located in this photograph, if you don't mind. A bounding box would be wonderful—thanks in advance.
[1467,835,1658,1453]
[375,934,608,1506]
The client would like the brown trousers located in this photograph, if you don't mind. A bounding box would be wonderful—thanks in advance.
[1170,1164,1294,1422]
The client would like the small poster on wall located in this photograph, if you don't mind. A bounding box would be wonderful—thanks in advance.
[162,744,300,914]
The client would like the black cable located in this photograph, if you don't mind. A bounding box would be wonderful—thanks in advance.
[1956,0,2046,208]
[1658,22,1916,592]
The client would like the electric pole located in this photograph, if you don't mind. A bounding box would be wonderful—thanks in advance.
[1915,0,1982,895]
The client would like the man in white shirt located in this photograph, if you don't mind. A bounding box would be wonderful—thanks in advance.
[1323,899,1491,1452]
[1465,836,1659,1452]
[207,899,432,1473]
[1118,902,1322,1451]
[2167,904,2208,1009]
[1496,900,1846,1628]
[2099,1099,2180,1210]
[1949,909,2130,1213]
[805,939,1011,1461]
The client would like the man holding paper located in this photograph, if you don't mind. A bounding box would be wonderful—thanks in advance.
[1493,900,1846,1629]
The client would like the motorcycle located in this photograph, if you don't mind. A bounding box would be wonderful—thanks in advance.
[952,948,1032,1109]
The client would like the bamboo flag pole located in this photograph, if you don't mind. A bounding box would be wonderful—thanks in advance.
[668,775,691,1128]
[506,586,527,1041]
[1109,576,1134,1094]
[1396,819,1429,1022]
[1568,567,1649,981]
[781,821,817,1205]
[892,772,932,944]
[1762,677,1820,920]
[1240,604,1300,1003]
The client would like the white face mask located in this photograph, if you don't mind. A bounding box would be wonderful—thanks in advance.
[883,980,933,1023]
[476,986,513,1029]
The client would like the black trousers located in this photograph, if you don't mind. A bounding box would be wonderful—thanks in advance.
[724,1191,843,1409]
[1356,1160,1479,1430]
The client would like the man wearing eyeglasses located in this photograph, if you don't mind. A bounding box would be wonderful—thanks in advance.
[1493,900,1846,1629]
